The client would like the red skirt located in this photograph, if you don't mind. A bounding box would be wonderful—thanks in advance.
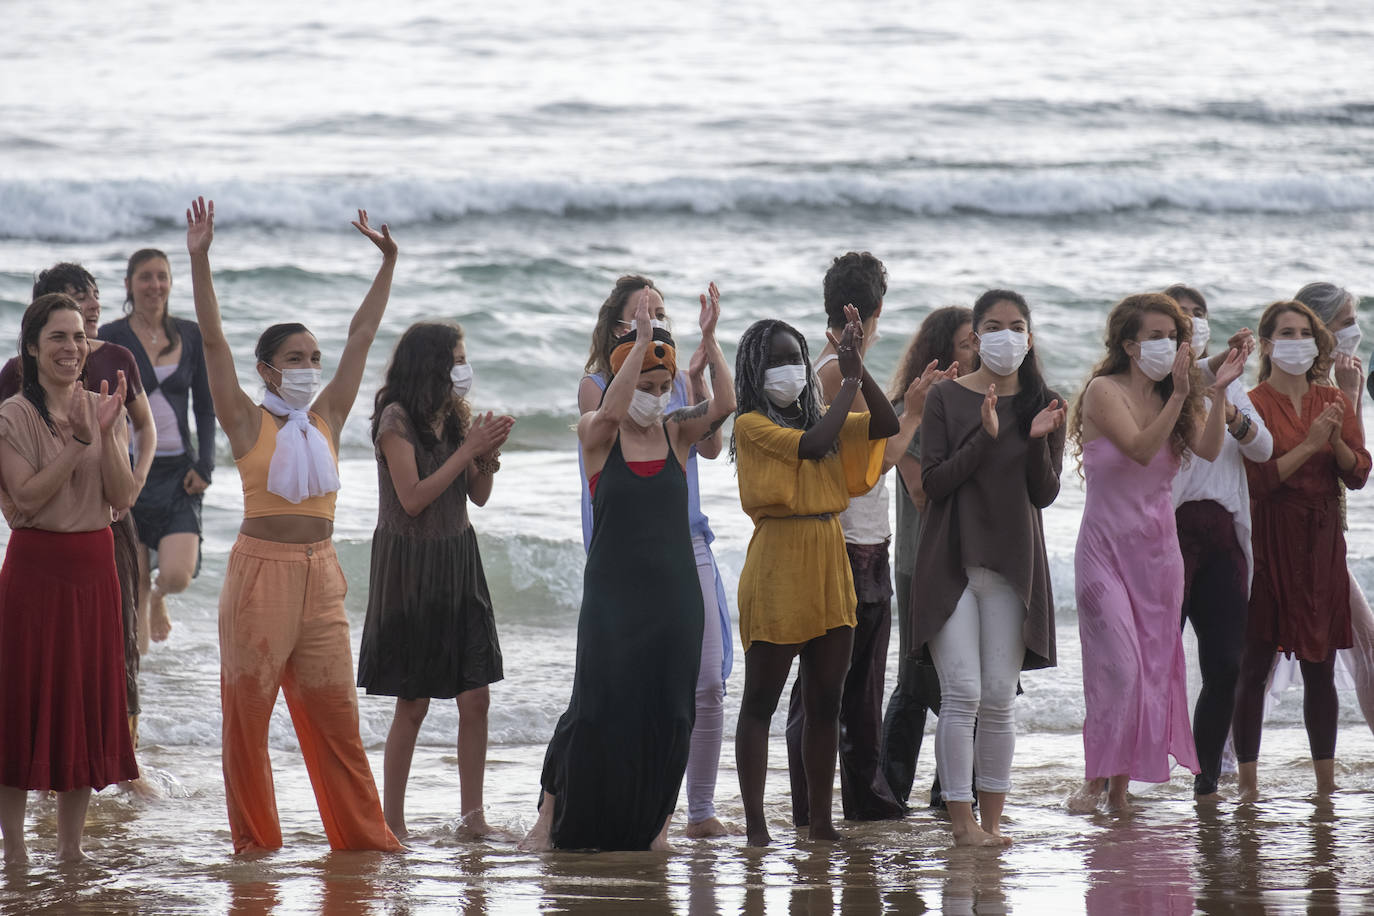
[0,527,138,790]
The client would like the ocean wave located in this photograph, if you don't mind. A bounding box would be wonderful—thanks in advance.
[4,171,1373,241]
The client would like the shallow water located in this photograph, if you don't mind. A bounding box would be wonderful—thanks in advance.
[7,0,1374,911]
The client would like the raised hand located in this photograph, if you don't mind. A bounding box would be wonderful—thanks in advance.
[1171,342,1194,398]
[825,303,864,380]
[1211,347,1245,392]
[1227,327,1254,355]
[981,384,999,438]
[903,359,951,420]
[698,281,720,340]
[96,371,128,434]
[186,197,214,255]
[1335,353,1363,397]
[1029,397,1067,439]
[68,385,96,444]
[632,288,653,339]
[351,209,398,260]
[467,411,516,455]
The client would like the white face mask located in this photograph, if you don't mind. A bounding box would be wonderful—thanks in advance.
[976,329,1029,376]
[451,363,474,399]
[1133,338,1177,382]
[762,364,808,407]
[1191,317,1210,353]
[1269,338,1319,375]
[627,388,671,427]
[270,366,322,410]
[1335,323,1362,357]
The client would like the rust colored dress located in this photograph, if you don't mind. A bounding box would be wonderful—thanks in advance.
[1244,383,1370,661]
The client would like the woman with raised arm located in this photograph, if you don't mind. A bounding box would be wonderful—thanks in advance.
[184,196,401,854]
[1068,292,1243,813]
[731,305,900,847]
[100,248,216,649]
[576,276,734,837]
[879,306,973,810]
[357,321,514,841]
[1233,299,1370,802]
[522,288,735,852]
[0,294,136,864]
[911,290,1066,847]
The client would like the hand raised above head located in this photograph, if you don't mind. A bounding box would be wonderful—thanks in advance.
[186,196,215,255]
[826,303,864,379]
[351,209,398,259]
[698,281,721,338]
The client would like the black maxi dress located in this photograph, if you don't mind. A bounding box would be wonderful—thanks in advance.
[540,429,704,850]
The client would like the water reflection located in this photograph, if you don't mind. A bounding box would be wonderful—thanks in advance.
[1084,823,1194,915]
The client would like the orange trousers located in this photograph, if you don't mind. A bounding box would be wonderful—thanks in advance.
[219,534,400,853]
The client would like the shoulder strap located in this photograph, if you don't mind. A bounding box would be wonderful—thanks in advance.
[815,352,840,371]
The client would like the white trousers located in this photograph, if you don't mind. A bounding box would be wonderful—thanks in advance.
[685,535,725,822]
[928,567,1026,802]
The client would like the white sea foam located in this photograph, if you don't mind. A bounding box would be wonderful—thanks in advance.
[5,171,1374,241]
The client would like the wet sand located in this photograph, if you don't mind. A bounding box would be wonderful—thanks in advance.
[4,727,1374,914]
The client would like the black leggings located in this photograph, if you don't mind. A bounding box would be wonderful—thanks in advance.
[1233,626,1338,764]
[1176,500,1248,795]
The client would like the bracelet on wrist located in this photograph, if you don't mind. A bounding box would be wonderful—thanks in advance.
[841,375,862,386]
[72,434,91,446]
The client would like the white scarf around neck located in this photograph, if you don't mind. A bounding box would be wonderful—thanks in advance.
[261,391,341,504]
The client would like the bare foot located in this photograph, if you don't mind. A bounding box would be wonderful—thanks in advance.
[457,812,517,842]
[1194,791,1223,805]
[386,820,409,842]
[516,826,551,852]
[806,822,840,843]
[1105,793,1137,816]
[2,844,26,866]
[745,828,772,848]
[1236,785,1259,805]
[684,816,730,839]
[55,845,88,864]
[149,591,172,643]
[1066,780,1105,814]
[649,832,677,853]
[952,825,1012,847]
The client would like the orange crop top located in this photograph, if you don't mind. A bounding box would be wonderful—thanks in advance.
[236,407,340,520]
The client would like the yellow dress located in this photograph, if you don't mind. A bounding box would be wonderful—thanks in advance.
[735,410,884,651]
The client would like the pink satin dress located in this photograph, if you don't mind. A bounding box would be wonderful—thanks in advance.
[1075,436,1199,782]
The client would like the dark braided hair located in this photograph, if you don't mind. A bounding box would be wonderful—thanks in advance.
[20,294,87,434]
[730,318,824,462]
[123,248,180,358]
[972,289,1051,438]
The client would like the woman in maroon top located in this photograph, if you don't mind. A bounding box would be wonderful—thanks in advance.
[1234,300,1371,802]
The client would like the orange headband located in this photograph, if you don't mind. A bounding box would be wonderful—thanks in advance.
[610,333,677,378]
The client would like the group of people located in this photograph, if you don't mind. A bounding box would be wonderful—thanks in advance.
[0,197,1369,864]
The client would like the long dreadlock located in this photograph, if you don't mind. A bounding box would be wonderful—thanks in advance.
[730,318,825,462]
